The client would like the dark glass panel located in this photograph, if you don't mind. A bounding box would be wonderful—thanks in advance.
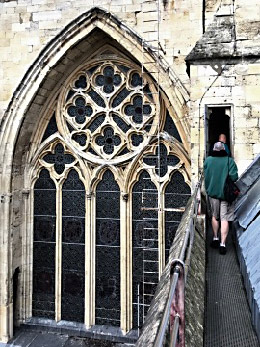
[143,143,179,177]
[41,114,58,143]
[130,73,142,87]
[88,114,106,133]
[66,90,76,102]
[165,171,191,260]
[43,143,74,175]
[95,66,121,94]
[61,169,85,323]
[95,170,120,326]
[88,147,99,156]
[33,169,56,319]
[131,133,143,147]
[67,97,93,124]
[112,88,131,108]
[132,171,159,329]
[95,127,121,155]
[74,75,87,89]
[118,65,130,73]
[72,133,87,146]
[88,90,106,108]
[163,112,182,142]
[112,114,131,133]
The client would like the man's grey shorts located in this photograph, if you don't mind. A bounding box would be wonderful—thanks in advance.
[209,197,234,221]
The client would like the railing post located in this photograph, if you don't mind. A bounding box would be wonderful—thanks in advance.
[170,260,185,347]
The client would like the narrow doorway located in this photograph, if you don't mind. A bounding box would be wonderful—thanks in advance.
[205,106,231,156]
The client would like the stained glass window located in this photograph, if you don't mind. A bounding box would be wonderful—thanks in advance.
[33,169,56,319]
[43,143,75,175]
[132,171,159,329]
[33,54,191,332]
[41,113,58,143]
[165,171,191,260]
[163,111,182,142]
[95,170,120,326]
[61,169,85,322]
[143,143,179,177]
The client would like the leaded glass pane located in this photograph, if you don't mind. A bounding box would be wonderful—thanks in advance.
[131,133,143,147]
[74,75,87,89]
[61,169,85,323]
[112,114,131,133]
[112,88,131,108]
[143,143,179,177]
[95,170,120,326]
[43,143,75,175]
[132,171,159,329]
[95,66,121,94]
[163,112,182,142]
[33,169,56,319]
[95,127,121,155]
[72,133,87,146]
[165,171,191,260]
[88,114,106,133]
[41,113,58,143]
[67,97,93,124]
[88,90,106,108]
[130,73,142,88]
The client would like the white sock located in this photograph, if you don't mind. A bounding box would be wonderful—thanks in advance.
[213,237,219,240]
[220,243,225,247]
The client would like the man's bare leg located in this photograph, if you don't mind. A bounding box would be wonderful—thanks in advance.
[220,220,229,245]
[212,216,219,238]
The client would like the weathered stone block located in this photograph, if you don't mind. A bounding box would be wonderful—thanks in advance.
[32,10,62,21]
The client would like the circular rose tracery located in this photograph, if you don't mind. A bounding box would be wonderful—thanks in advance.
[60,61,159,163]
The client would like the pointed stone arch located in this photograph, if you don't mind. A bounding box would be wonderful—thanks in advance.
[0,7,190,342]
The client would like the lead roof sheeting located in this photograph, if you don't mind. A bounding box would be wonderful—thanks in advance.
[236,154,260,195]
[239,215,260,306]
[235,178,260,229]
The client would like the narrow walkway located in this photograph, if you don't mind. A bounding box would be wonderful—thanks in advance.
[204,226,259,347]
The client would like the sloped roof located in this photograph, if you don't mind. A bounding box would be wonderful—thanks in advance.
[235,154,260,341]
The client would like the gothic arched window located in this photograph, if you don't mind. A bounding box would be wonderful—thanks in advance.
[32,48,191,332]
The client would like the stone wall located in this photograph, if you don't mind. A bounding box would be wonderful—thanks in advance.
[0,0,205,120]
[187,0,260,182]
[185,217,205,346]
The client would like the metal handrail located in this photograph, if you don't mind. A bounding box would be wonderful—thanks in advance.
[154,174,203,347]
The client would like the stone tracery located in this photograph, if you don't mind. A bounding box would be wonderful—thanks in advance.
[58,60,158,162]
[32,52,191,331]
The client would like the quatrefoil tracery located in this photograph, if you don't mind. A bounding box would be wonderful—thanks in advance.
[42,143,75,175]
[95,127,121,155]
[59,60,159,162]
[67,97,93,124]
[95,66,122,94]
[143,143,180,177]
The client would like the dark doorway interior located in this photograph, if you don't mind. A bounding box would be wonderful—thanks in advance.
[207,107,231,155]
[13,267,20,329]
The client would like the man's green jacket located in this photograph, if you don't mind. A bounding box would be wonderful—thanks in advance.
[204,155,238,200]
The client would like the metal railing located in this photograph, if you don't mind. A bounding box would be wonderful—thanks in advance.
[154,174,203,347]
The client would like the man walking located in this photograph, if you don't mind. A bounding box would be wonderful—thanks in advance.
[204,141,238,254]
